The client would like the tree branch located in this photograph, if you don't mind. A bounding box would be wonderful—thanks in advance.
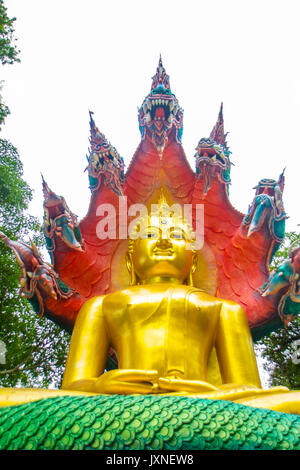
[0,350,33,375]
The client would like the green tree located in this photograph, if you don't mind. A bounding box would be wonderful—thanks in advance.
[0,0,20,126]
[0,140,70,388]
[0,0,20,65]
[257,231,300,389]
[0,2,70,388]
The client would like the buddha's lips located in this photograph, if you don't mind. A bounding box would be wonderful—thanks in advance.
[152,248,174,257]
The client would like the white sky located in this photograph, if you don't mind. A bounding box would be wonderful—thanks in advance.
[1,0,299,235]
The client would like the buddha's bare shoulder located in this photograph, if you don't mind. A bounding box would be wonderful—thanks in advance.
[76,296,105,313]
[78,293,129,321]
[75,295,106,322]
[188,288,244,310]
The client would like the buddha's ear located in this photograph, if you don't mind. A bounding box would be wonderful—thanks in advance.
[191,252,198,274]
[187,252,197,286]
[126,252,137,286]
[125,252,132,273]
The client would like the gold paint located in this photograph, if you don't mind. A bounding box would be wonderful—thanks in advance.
[2,195,300,414]
[0,388,96,407]
[60,204,300,414]
[62,204,265,398]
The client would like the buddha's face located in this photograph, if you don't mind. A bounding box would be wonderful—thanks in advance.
[131,216,195,283]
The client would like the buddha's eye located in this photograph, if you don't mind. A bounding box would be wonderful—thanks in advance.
[170,230,184,240]
[144,231,157,239]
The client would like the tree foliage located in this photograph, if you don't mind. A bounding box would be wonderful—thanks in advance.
[0,0,20,65]
[0,140,70,388]
[0,0,20,127]
[257,231,300,389]
[0,2,70,389]
[0,140,70,389]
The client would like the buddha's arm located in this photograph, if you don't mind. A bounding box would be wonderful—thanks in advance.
[215,301,261,388]
[62,296,159,394]
[62,296,109,392]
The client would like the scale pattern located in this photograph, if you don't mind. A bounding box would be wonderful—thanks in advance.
[0,395,299,450]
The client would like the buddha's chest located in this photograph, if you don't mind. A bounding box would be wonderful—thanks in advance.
[105,286,219,344]
[105,287,220,376]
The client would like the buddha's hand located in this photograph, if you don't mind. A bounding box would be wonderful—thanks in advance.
[158,376,219,394]
[94,369,159,395]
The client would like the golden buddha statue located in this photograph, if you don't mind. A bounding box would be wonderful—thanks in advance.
[61,196,299,413]
[1,195,299,414]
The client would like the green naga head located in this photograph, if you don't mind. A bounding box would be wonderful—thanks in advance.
[261,261,294,297]
[41,175,83,259]
[261,242,300,325]
[194,103,232,195]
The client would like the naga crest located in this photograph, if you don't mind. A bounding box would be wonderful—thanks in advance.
[261,241,300,325]
[86,111,124,196]
[194,103,232,195]
[243,172,286,262]
[42,175,84,262]
[138,56,183,156]
[0,232,73,317]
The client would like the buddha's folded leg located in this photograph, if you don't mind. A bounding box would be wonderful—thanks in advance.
[171,386,300,415]
[167,385,290,401]
[0,388,96,407]
[234,390,300,415]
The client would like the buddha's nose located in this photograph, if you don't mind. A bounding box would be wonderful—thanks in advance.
[156,234,171,248]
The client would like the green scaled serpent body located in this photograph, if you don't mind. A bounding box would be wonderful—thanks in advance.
[0,395,299,450]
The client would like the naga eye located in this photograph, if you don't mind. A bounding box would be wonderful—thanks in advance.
[147,232,157,239]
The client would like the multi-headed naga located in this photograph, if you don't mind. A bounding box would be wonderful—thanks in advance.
[1,57,300,451]
[2,57,298,342]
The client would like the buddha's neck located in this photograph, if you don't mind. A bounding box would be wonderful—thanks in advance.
[140,276,184,285]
